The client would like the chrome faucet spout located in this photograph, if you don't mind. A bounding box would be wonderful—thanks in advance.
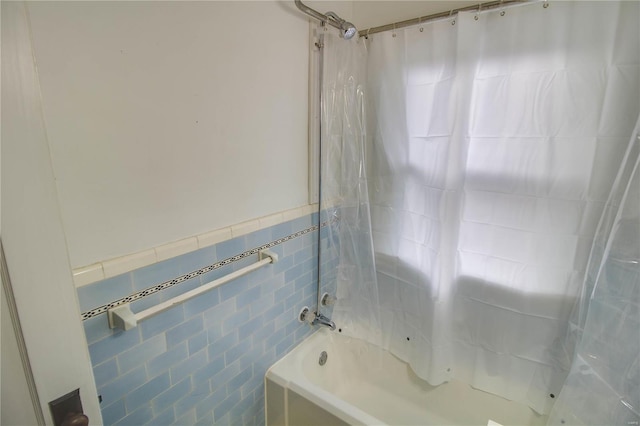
[312,312,336,331]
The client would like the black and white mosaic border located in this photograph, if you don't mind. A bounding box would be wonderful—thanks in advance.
[81,222,325,321]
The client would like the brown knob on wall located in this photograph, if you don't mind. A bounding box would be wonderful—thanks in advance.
[61,413,89,426]
[49,389,88,426]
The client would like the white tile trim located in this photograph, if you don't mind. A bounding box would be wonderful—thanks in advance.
[71,263,105,287]
[155,237,198,262]
[102,249,157,279]
[73,204,317,287]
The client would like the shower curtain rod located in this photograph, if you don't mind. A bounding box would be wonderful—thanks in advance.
[359,0,531,38]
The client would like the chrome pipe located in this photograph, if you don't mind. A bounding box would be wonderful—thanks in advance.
[294,0,357,39]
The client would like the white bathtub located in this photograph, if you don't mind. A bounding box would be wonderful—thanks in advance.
[265,328,548,425]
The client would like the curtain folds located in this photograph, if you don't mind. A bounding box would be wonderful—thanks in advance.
[547,118,640,425]
[361,0,639,415]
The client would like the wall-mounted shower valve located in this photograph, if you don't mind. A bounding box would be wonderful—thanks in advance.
[298,306,316,324]
[321,293,336,306]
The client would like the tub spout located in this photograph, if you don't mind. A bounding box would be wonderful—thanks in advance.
[312,313,336,331]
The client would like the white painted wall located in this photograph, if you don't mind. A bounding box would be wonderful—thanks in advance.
[352,1,478,31]
[1,2,102,423]
[27,1,335,269]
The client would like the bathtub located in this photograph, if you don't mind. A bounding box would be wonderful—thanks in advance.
[265,328,548,425]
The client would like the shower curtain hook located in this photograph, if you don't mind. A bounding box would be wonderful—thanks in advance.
[392,22,397,38]
[419,16,424,32]
[474,3,482,20]
[450,9,456,25]
[499,0,506,16]
[543,0,550,8]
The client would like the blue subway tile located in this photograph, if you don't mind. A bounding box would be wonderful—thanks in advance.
[160,277,201,303]
[147,342,188,379]
[285,289,304,312]
[227,366,252,392]
[93,358,119,388]
[195,410,214,426]
[203,298,236,328]
[213,388,241,421]
[151,376,191,413]
[235,286,261,309]
[166,316,204,348]
[207,332,238,360]
[274,282,294,302]
[237,316,263,340]
[215,237,246,260]
[174,407,197,426]
[219,279,251,302]
[228,391,255,424]
[283,237,303,256]
[195,386,227,420]
[272,255,294,275]
[140,305,184,341]
[238,344,264,372]
[83,314,113,345]
[192,353,225,387]
[246,228,272,250]
[271,221,293,241]
[261,302,285,323]
[239,372,263,400]
[284,263,306,283]
[114,405,153,426]
[170,349,208,384]
[99,365,147,407]
[206,323,223,343]
[131,257,182,292]
[174,389,209,419]
[210,359,241,388]
[176,245,217,275]
[118,334,166,374]
[125,372,170,412]
[249,294,275,317]
[224,339,252,366]
[292,215,313,232]
[101,399,126,426]
[77,274,133,313]
[252,321,275,346]
[145,406,174,426]
[221,306,250,335]
[264,328,287,349]
[184,289,220,318]
[275,334,295,358]
[188,331,208,356]
[130,291,163,313]
[89,329,141,366]
[199,263,234,289]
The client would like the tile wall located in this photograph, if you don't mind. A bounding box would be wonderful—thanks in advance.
[78,213,323,425]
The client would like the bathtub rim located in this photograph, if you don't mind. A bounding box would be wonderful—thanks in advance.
[265,328,387,425]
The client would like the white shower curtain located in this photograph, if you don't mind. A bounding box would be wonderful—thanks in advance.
[365,1,640,414]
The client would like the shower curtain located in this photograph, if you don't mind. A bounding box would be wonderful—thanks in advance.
[318,29,383,345]
[547,118,640,425]
[349,0,639,415]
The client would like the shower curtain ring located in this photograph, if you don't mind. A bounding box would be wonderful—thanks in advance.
[543,0,550,8]
[450,9,456,25]
[419,16,424,32]
[392,23,397,38]
[474,3,481,20]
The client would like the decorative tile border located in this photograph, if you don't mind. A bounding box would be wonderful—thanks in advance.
[80,223,323,321]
